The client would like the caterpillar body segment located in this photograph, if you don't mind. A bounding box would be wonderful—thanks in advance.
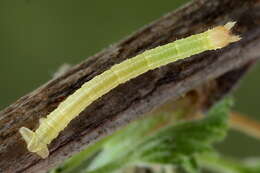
[19,22,240,158]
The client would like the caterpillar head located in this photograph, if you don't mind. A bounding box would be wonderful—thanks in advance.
[19,127,49,158]
[208,22,241,49]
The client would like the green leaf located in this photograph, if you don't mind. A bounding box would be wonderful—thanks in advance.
[133,98,231,171]
[198,153,260,173]
[49,138,107,173]
[50,98,232,173]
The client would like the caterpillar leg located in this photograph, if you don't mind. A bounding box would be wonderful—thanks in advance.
[19,127,49,158]
[39,118,45,124]
[36,145,49,159]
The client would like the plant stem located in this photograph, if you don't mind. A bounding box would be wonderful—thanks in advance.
[230,111,260,140]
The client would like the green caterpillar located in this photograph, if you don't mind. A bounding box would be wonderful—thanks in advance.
[19,22,240,158]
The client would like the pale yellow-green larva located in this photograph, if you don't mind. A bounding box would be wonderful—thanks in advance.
[19,22,240,158]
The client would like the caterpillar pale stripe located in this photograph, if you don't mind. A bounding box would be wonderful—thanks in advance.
[19,22,240,158]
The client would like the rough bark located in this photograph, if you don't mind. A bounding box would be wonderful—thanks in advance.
[0,0,260,172]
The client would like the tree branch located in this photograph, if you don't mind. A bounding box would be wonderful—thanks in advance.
[0,0,260,172]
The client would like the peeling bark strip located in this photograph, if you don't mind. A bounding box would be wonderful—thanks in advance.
[0,0,260,172]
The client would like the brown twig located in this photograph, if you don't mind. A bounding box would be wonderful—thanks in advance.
[0,0,260,172]
[230,111,260,140]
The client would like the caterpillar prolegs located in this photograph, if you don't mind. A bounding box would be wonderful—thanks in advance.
[19,22,240,158]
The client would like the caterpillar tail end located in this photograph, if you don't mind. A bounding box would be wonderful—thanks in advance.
[19,127,49,159]
[208,21,241,49]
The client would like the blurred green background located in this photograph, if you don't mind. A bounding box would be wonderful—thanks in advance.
[0,0,259,160]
